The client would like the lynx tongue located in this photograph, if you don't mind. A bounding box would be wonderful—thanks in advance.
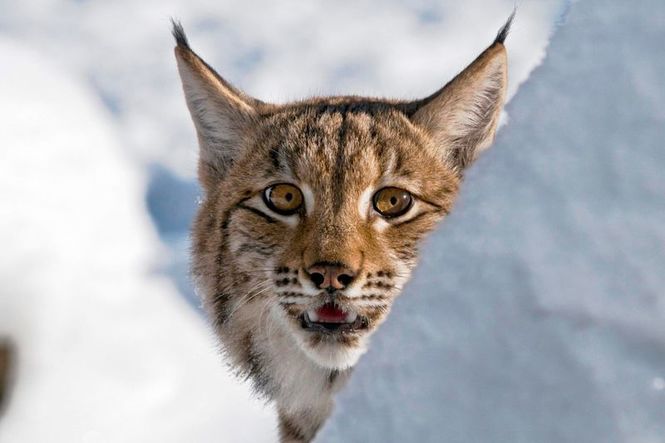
[314,303,348,323]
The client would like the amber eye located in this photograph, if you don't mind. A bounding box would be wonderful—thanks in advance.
[372,187,413,218]
[263,183,304,215]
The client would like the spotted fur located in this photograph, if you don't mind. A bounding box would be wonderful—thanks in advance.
[173,15,512,442]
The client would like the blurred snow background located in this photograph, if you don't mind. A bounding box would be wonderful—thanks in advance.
[0,0,561,177]
[1,0,662,442]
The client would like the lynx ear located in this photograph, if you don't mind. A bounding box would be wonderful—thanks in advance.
[410,15,513,172]
[172,21,261,189]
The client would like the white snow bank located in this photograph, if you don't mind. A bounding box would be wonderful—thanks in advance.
[0,39,276,442]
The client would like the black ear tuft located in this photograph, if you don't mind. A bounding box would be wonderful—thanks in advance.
[171,18,189,49]
[494,9,516,45]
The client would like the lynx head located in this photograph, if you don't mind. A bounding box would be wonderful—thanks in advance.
[173,19,510,371]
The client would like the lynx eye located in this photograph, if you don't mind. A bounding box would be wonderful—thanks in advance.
[372,187,413,218]
[263,183,304,215]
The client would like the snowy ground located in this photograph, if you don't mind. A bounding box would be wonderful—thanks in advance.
[3,0,645,442]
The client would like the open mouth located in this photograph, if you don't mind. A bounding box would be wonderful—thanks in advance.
[300,302,367,334]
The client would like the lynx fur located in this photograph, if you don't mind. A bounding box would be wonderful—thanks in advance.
[173,14,512,442]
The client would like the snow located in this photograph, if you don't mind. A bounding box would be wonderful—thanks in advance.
[318,1,665,441]
[0,39,275,442]
[0,0,581,441]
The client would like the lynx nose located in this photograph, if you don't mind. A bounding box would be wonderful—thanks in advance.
[306,262,356,290]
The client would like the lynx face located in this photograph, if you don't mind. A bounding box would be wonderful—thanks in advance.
[198,103,461,369]
[173,15,510,440]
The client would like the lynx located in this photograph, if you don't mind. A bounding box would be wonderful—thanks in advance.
[173,14,512,442]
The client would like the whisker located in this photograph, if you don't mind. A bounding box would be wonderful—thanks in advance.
[276,291,308,298]
[240,268,301,276]
[240,269,281,274]
[278,295,309,305]
[225,281,272,321]
[354,301,390,308]
[258,298,278,353]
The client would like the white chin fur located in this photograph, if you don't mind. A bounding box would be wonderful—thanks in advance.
[273,305,368,370]
[300,338,368,370]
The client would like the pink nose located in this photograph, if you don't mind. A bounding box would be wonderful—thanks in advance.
[306,263,356,290]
